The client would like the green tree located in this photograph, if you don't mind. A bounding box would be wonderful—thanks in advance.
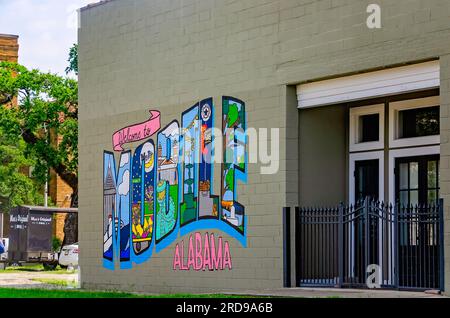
[66,44,78,75]
[0,62,78,206]
[0,134,45,212]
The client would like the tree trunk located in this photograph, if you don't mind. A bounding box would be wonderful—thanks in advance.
[61,189,78,246]
[62,213,78,245]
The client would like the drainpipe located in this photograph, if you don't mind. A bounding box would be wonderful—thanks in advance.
[44,180,48,208]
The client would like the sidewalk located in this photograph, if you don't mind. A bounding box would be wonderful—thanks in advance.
[0,272,77,289]
[225,287,447,298]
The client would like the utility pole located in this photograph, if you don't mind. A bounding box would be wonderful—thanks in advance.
[43,123,48,207]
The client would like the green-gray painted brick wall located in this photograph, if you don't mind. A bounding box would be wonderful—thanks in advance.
[79,0,450,294]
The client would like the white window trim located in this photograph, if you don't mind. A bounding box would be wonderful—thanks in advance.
[297,61,440,108]
[389,96,440,149]
[349,104,385,152]
[388,145,440,203]
[349,151,384,204]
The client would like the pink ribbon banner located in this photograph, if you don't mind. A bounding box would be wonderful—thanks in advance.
[112,110,161,152]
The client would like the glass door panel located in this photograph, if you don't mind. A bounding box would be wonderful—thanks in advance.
[398,161,419,206]
[427,160,439,204]
[354,159,380,282]
[355,159,379,202]
[395,154,440,287]
[396,156,439,206]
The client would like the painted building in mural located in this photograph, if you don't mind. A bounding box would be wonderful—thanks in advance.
[79,0,450,294]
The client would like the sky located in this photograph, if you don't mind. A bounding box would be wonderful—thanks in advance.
[0,0,100,76]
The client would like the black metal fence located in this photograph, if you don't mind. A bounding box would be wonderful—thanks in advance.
[287,198,444,291]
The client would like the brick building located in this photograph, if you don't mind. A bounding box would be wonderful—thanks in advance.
[0,34,18,62]
[0,33,72,242]
[78,0,450,295]
[49,132,74,241]
[0,34,19,238]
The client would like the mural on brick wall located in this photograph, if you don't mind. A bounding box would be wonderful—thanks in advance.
[102,97,246,270]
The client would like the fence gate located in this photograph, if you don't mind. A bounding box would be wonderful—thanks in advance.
[293,198,444,290]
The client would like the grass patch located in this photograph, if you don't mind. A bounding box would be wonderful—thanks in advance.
[31,278,78,288]
[0,264,76,274]
[0,288,254,298]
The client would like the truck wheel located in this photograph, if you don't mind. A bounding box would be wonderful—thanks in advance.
[43,263,57,271]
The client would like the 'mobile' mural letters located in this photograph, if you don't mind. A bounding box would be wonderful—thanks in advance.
[103,97,247,270]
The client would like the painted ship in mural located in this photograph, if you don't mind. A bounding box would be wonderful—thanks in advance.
[103,97,247,270]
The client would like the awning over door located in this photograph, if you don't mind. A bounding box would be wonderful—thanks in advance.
[297,60,440,108]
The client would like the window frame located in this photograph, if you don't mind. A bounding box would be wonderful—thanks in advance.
[389,96,440,149]
[349,104,385,152]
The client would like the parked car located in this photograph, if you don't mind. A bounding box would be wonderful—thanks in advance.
[0,238,8,270]
[58,243,78,269]
[0,238,8,260]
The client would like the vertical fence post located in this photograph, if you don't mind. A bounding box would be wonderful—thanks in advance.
[282,207,291,288]
[439,199,445,292]
[394,201,400,289]
[295,207,301,287]
[338,202,344,288]
[364,197,370,284]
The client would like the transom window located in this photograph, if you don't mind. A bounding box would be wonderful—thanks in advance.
[398,106,439,138]
[389,96,440,148]
[359,113,379,143]
[349,104,384,152]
